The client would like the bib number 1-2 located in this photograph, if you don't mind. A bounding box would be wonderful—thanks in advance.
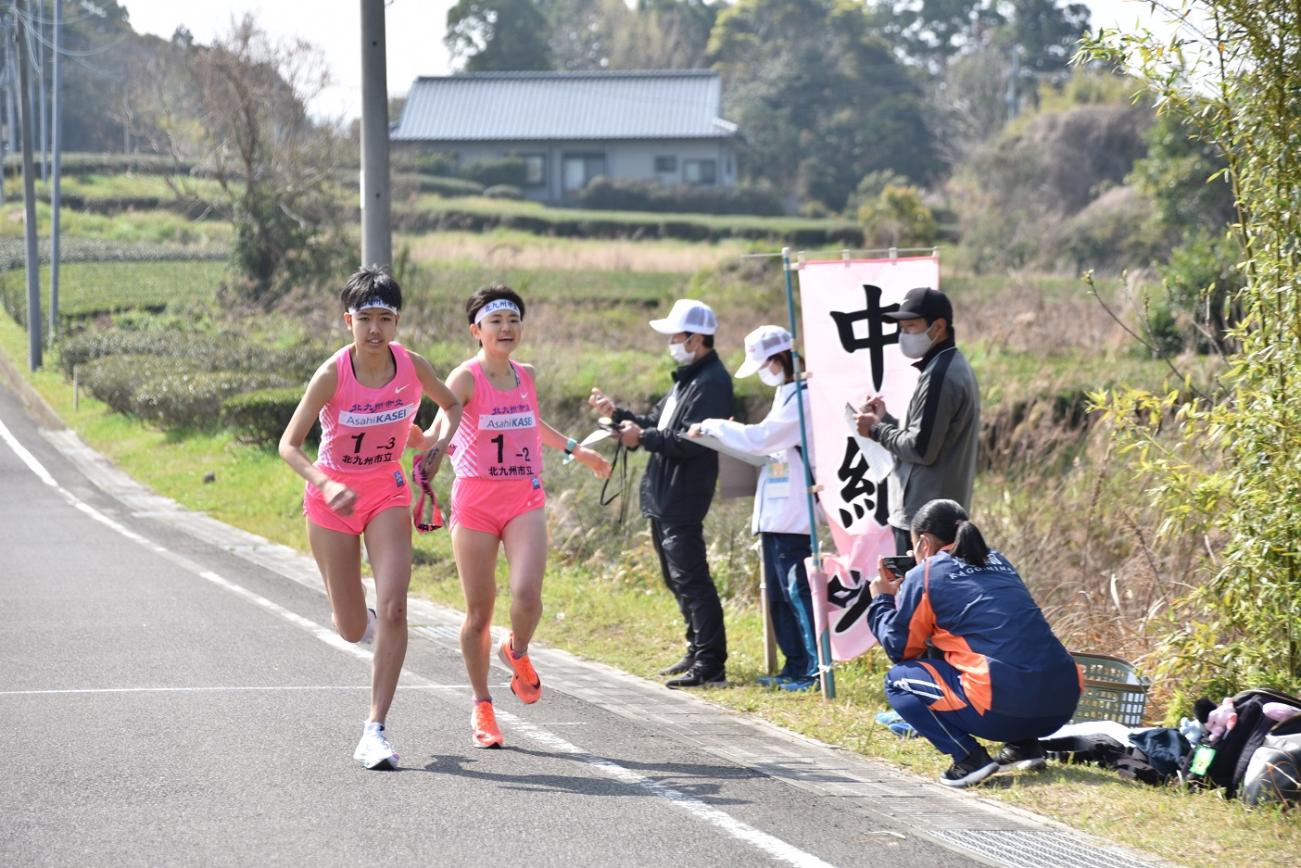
[489,435,530,467]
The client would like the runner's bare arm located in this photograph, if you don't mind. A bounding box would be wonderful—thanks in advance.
[537,416,611,479]
[528,366,610,478]
[278,361,357,514]
[423,364,475,447]
[409,352,464,474]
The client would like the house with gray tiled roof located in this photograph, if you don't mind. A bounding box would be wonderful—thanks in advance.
[392,70,740,204]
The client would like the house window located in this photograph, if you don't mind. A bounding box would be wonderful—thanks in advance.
[683,159,717,186]
[562,154,607,194]
[654,155,677,173]
[522,154,546,187]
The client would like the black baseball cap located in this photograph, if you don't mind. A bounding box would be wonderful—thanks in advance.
[882,287,953,325]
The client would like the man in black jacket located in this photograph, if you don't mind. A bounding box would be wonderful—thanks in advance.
[590,299,734,688]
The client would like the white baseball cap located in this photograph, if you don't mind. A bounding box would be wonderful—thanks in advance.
[735,325,793,378]
[649,299,717,336]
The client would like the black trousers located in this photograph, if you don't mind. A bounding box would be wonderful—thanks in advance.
[893,525,913,557]
[649,518,727,671]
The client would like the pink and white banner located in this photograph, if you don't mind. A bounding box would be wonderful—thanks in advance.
[798,255,939,661]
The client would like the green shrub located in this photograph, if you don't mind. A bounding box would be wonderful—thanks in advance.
[60,330,325,381]
[391,149,459,178]
[222,386,313,446]
[132,369,289,429]
[1058,186,1164,273]
[1156,231,1243,354]
[857,184,936,248]
[421,175,484,197]
[463,157,527,188]
[80,354,291,429]
[2,152,200,176]
[577,178,785,216]
[80,355,166,416]
[844,170,907,216]
[482,184,523,200]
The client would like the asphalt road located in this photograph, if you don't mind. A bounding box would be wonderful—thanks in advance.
[0,381,988,868]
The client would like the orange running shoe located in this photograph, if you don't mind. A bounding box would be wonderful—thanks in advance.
[471,700,503,749]
[498,634,542,704]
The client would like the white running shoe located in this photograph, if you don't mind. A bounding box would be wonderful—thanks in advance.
[359,608,377,647]
[353,721,398,770]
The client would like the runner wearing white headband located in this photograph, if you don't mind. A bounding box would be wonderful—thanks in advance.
[278,266,464,770]
[472,298,521,325]
[349,298,400,316]
[427,283,611,749]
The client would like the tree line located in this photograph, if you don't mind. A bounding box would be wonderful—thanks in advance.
[445,0,1092,210]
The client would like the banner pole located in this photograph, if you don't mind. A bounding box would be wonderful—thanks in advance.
[781,246,835,700]
[759,546,777,676]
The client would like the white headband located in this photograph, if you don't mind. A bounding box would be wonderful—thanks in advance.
[473,299,522,325]
[348,299,399,315]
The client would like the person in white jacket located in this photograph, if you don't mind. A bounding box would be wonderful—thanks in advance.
[689,325,820,690]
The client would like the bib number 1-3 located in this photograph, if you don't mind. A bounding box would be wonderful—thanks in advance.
[350,433,396,454]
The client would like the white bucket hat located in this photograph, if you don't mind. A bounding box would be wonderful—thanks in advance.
[735,325,793,378]
[649,299,718,336]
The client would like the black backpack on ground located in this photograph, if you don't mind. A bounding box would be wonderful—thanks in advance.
[1183,687,1301,799]
[1241,713,1301,806]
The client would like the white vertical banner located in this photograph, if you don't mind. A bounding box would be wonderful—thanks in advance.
[798,255,939,661]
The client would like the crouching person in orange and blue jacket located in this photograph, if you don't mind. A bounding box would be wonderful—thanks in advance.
[866,499,1082,788]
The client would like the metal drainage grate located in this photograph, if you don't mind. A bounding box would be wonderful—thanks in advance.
[932,830,1154,868]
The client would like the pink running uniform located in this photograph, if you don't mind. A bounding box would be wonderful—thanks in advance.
[318,342,422,473]
[449,360,543,482]
[448,360,545,536]
[303,343,420,535]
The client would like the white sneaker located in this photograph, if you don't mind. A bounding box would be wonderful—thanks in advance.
[359,608,377,647]
[353,721,398,770]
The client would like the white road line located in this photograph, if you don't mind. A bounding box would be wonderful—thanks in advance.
[500,712,838,868]
[0,685,462,697]
[1,413,838,868]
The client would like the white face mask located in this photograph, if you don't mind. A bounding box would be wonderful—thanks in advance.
[668,339,695,365]
[757,365,785,387]
[898,326,934,359]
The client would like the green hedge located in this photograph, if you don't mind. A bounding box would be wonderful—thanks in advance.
[462,157,527,188]
[60,331,325,381]
[391,150,458,178]
[222,386,315,446]
[391,172,484,199]
[483,184,523,200]
[392,202,863,245]
[2,152,199,177]
[80,354,289,430]
[577,178,785,217]
[132,370,289,429]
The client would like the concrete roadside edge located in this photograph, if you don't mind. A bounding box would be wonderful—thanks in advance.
[0,339,65,431]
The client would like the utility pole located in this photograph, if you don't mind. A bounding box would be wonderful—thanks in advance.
[359,0,390,270]
[4,25,14,156]
[15,0,40,370]
[0,13,7,206]
[35,0,43,179]
[48,0,58,335]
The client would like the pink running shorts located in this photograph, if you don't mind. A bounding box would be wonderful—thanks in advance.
[450,476,546,537]
[304,466,412,536]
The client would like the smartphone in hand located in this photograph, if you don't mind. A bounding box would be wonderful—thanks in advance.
[881,555,916,578]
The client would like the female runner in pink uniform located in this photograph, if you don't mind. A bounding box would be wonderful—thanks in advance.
[428,284,609,748]
[279,267,462,770]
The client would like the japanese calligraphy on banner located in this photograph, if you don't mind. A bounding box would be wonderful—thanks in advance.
[798,255,939,661]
